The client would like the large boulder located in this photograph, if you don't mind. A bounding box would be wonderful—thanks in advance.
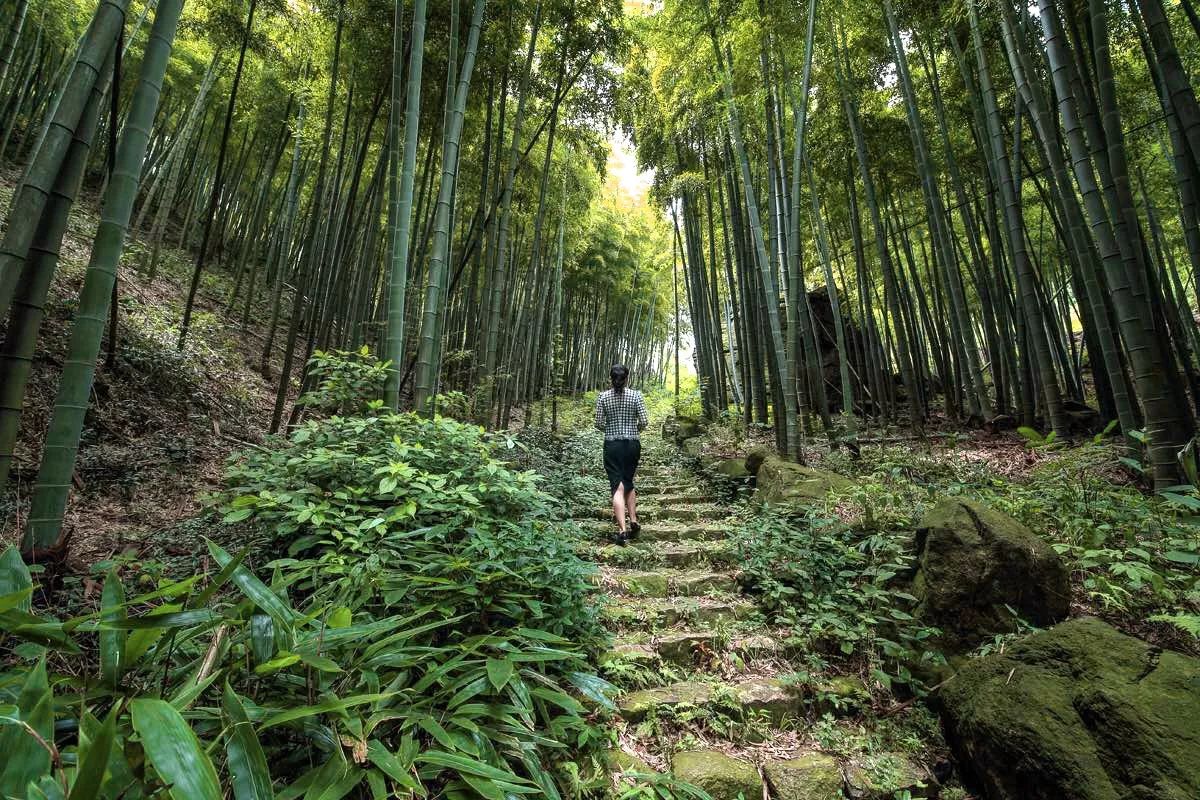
[672,751,762,800]
[913,497,1069,651]
[939,617,1200,800]
[756,456,852,506]
[745,445,773,476]
[671,415,705,443]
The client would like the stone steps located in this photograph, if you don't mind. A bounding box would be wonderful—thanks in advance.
[584,541,733,569]
[602,595,756,629]
[587,504,718,522]
[609,568,738,597]
[608,631,781,667]
[576,520,730,542]
[618,676,801,724]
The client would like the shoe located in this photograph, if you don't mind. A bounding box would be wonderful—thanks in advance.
[610,530,628,546]
[628,521,641,539]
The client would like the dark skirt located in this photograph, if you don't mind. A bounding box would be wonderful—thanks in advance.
[603,438,642,494]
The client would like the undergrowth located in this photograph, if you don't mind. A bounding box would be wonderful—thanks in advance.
[0,355,619,798]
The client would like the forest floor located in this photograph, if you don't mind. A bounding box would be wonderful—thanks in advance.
[0,168,295,565]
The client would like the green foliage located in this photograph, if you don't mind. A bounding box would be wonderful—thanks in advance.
[732,510,943,687]
[297,347,391,416]
[221,413,544,555]
[1,411,615,797]
[822,437,1200,618]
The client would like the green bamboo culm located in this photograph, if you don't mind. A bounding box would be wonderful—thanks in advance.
[383,0,427,410]
[0,0,131,320]
[412,0,487,416]
[23,0,184,553]
[0,42,118,496]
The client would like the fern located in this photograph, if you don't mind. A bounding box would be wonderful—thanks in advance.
[1148,614,1200,638]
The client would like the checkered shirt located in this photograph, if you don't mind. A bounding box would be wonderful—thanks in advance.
[594,388,649,440]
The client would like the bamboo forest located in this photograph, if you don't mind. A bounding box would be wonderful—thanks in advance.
[2,0,1200,795]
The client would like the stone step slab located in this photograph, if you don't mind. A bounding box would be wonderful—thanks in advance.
[671,751,761,800]
[575,520,730,543]
[583,541,733,569]
[587,505,717,522]
[619,676,802,723]
[611,569,738,597]
[601,596,755,629]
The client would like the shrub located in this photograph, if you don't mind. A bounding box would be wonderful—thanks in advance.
[0,412,614,797]
[297,347,391,416]
[732,509,942,688]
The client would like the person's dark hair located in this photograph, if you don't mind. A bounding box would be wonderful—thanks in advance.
[610,364,630,394]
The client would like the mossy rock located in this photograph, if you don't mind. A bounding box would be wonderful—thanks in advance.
[600,642,657,668]
[606,748,655,781]
[913,497,1069,651]
[811,675,870,716]
[755,456,852,506]
[745,445,773,476]
[733,677,803,723]
[673,570,736,596]
[938,617,1200,800]
[671,751,762,800]
[714,457,750,479]
[674,415,706,442]
[844,753,934,799]
[656,631,715,665]
[614,571,671,597]
[618,681,712,721]
[764,753,844,800]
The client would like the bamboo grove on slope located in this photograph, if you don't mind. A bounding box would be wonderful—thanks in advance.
[626,0,1200,490]
[0,0,676,552]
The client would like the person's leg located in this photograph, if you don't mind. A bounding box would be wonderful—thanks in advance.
[612,482,627,533]
[627,439,641,533]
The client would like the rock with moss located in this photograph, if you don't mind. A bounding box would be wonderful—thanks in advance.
[913,497,1069,651]
[656,631,715,665]
[812,675,870,716]
[733,677,803,723]
[745,445,773,476]
[670,415,705,443]
[713,457,750,479]
[843,753,934,799]
[938,617,1200,800]
[607,748,655,781]
[764,753,844,800]
[672,751,762,800]
[618,681,711,721]
[615,571,670,597]
[755,456,852,507]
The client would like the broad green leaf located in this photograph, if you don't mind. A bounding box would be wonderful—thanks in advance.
[486,658,513,691]
[0,660,54,795]
[207,540,296,636]
[566,671,616,710]
[327,607,352,629]
[99,609,218,630]
[223,683,274,800]
[130,699,222,800]
[100,571,126,688]
[0,546,31,612]
[259,693,396,730]
[254,652,301,676]
[416,717,456,751]
[68,709,117,800]
[417,750,533,784]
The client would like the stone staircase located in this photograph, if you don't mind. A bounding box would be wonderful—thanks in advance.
[572,441,934,800]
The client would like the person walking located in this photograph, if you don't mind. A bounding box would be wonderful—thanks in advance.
[594,364,648,544]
